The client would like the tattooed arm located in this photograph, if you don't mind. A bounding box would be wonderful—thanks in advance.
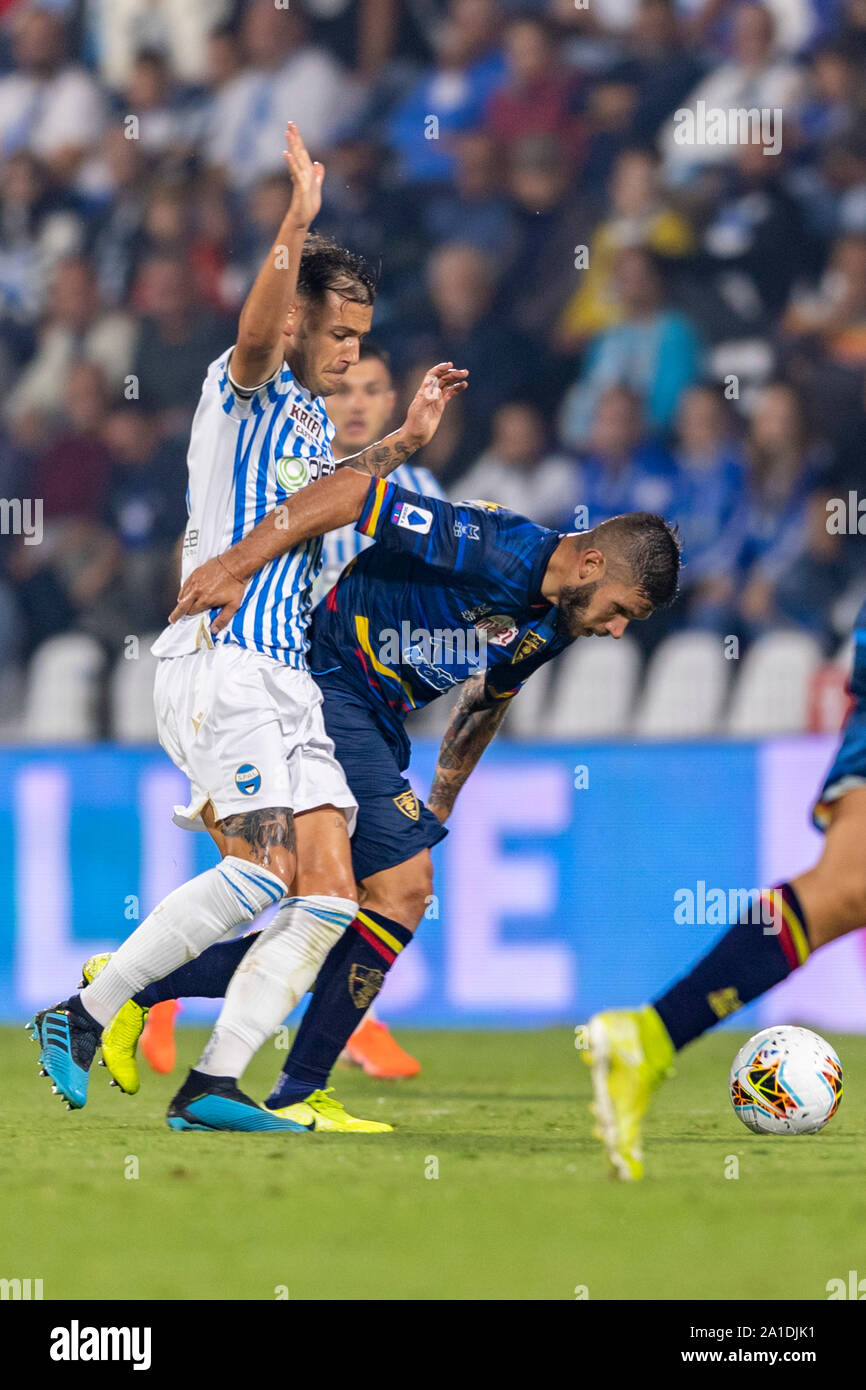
[169,361,467,629]
[334,360,467,477]
[427,674,514,824]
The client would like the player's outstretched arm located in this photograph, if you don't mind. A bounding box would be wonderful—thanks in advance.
[231,122,323,389]
[336,361,467,476]
[169,362,467,630]
[427,674,514,823]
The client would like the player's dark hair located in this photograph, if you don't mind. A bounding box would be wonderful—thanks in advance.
[297,234,377,308]
[358,339,392,372]
[591,512,682,609]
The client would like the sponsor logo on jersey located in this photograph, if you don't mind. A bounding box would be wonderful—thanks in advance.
[275,455,309,493]
[403,644,463,690]
[512,629,546,663]
[453,519,480,540]
[235,763,262,796]
[392,501,433,534]
[182,527,199,556]
[393,789,421,821]
[288,401,325,443]
[348,963,385,1009]
[460,603,493,622]
[474,614,519,647]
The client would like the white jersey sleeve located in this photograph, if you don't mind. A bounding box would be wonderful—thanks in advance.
[152,347,337,667]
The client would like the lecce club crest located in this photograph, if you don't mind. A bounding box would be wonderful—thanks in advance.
[348,963,384,1010]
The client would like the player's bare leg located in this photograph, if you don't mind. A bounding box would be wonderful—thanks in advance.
[584,787,866,1180]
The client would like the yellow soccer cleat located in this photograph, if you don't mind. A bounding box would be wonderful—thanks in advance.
[581,1006,674,1181]
[269,1087,393,1133]
[81,953,148,1095]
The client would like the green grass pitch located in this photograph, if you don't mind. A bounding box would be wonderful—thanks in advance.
[2,1024,865,1301]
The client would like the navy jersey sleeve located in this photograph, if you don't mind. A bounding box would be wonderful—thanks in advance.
[483,633,573,704]
[356,478,561,610]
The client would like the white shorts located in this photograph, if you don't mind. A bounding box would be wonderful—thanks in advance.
[154,643,357,834]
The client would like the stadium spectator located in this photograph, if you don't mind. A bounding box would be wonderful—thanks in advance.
[4,255,136,441]
[0,150,81,368]
[683,140,817,343]
[403,241,535,475]
[422,131,518,262]
[555,145,695,351]
[670,384,747,626]
[129,253,229,430]
[93,0,233,90]
[91,402,187,643]
[83,126,149,309]
[386,0,506,185]
[727,382,831,640]
[784,232,866,365]
[559,384,679,531]
[659,3,803,181]
[32,361,110,524]
[484,11,583,167]
[504,133,594,358]
[118,49,200,161]
[0,8,104,183]
[205,1,350,189]
[557,246,702,448]
[618,0,706,140]
[454,400,575,525]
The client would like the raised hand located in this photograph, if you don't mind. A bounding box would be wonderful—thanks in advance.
[403,362,469,450]
[283,121,324,230]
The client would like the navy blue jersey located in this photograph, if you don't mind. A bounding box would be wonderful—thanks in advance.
[308,477,572,746]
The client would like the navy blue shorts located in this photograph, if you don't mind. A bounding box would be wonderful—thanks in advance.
[317,680,448,882]
[814,614,866,830]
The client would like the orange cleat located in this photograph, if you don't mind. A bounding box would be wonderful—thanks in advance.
[140,1000,180,1075]
[340,1017,421,1079]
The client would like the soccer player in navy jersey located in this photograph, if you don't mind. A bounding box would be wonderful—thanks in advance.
[578,602,866,1180]
[109,475,680,1127]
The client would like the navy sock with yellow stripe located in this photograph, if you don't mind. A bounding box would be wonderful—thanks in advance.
[652,883,811,1052]
[264,909,413,1108]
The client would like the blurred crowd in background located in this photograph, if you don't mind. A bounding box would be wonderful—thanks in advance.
[2,0,866,701]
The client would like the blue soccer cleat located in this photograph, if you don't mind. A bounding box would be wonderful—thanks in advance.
[166,1070,313,1133]
[27,1001,102,1110]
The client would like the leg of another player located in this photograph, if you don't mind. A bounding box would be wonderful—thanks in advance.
[788,787,866,949]
[263,849,432,1110]
[585,787,866,1179]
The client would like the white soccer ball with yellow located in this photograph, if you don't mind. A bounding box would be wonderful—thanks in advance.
[729,1026,843,1135]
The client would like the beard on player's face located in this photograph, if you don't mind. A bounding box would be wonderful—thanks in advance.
[556,579,602,638]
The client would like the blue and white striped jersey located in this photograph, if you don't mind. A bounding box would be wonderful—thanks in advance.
[152,347,337,668]
[311,462,446,607]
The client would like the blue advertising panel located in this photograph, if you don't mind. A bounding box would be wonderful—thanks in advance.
[0,736,856,1030]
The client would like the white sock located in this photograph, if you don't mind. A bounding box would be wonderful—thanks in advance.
[196,895,356,1079]
[80,857,286,1026]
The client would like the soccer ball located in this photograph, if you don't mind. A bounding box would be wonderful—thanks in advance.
[729,1026,843,1135]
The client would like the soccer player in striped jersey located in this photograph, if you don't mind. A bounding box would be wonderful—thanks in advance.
[30,123,467,1133]
[108,485,679,1127]
[139,340,442,1083]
